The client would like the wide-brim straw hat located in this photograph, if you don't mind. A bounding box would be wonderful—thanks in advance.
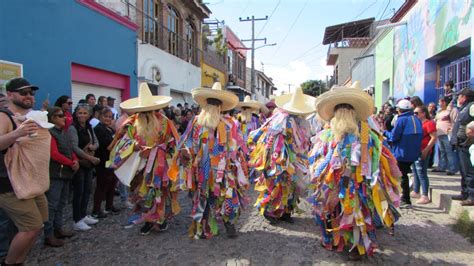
[120,83,172,113]
[192,82,239,111]
[316,81,374,121]
[237,95,261,112]
[275,87,317,115]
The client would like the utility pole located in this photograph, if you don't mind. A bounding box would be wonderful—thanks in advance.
[284,83,293,94]
[239,16,268,99]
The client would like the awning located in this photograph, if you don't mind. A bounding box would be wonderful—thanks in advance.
[323,17,374,45]
[226,85,250,95]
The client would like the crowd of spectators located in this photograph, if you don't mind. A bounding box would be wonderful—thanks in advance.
[1,76,473,265]
[380,80,474,208]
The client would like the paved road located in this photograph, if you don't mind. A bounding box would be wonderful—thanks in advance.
[28,191,474,265]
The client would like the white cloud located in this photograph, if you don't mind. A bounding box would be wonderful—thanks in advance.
[259,58,334,95]
[314,58,333,81]
[263,60,312,95]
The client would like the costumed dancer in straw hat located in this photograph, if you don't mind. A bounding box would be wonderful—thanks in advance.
[248,87,316,224]
[236,95,265,142]
[107,83,180,236]
[307,82,401,260]
[168,82,249,239]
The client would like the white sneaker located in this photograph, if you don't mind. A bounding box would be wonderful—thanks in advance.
[83,215,99,225]
[122,200,134,209]
[73,220,91,231]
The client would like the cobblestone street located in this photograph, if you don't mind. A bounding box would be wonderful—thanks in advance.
[28,190,474,265]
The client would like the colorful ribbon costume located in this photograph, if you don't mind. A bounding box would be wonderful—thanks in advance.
[248,108,311,218]
[108,112,180,227]
[168,114,250,239]
[237,113,261,142]
[307,121,401,256]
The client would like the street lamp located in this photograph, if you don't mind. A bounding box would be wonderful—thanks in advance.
[233,43,276,50]
[255,43,277,50]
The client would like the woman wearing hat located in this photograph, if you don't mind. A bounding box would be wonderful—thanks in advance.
[107,83,180,236]
[168,82,250,239]
[248,87,316,224]
[308,83,401,260]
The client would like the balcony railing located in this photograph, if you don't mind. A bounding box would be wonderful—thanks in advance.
[140,16,201,67]
[327,37,371,59]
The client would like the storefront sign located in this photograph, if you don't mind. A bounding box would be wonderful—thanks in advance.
[0,60,23,93]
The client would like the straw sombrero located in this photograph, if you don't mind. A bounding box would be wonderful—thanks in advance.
[192,82,238,111]
[237,95,261,111]
[316,81,374,121]
[275,87,317,115]
[120,83,172,113]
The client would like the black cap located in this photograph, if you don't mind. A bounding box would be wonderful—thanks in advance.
[5,77,39,92]
[107,96,115,101]
[455,88,474,97]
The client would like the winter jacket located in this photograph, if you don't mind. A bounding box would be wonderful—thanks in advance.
[383,110,423,162]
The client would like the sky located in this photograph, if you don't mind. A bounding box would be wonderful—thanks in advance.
[206,0,405,94]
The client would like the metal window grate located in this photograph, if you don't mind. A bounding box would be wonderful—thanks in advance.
[437,55,471,100]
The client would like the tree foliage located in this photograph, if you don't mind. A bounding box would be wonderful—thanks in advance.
[300,80,327,97]
[213,28,227,56]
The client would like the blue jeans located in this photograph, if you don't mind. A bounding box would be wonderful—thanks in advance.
[412,157,430,195]
[44,179,70,237]
[73,167,93,222]
[0,208,17,258]
[118,183,129,202]
[438,135,458,173]
[458,146,474,199]
[433,141,439,167]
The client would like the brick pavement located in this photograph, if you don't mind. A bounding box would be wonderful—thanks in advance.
[26,182,474,265]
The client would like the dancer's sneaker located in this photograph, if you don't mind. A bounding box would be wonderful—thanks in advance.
[140,222,154,236]
[224,222,237,238]
[278,213,295,224]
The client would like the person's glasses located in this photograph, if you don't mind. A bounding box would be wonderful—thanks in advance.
[414,112,419,115]
[54,114,65,118]
[67,101,73,105]
[18,90,36,96]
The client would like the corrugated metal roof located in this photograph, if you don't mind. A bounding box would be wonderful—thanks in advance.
[322,17,375,45]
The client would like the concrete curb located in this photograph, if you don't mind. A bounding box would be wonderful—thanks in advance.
[428,173,474,220]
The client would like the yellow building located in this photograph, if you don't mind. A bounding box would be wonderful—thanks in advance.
[201,62,226,88]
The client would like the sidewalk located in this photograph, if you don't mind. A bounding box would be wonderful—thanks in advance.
[428,171,474,220]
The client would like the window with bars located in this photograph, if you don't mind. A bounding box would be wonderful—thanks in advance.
[227,49,233,74]
[143,0,159,45]
[437,55,471,100]
[167,5,179,56]
[186,22,196,64]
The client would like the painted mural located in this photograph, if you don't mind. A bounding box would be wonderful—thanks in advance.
[393,0,472,100]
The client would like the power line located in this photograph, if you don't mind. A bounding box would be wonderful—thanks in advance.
[352,0,378,21]
[377,0,391,22]
[289,0,380,62]
[256,0,281,37]
[239,0,252,17]
[272,0,309,56]
[239,16,269,97]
